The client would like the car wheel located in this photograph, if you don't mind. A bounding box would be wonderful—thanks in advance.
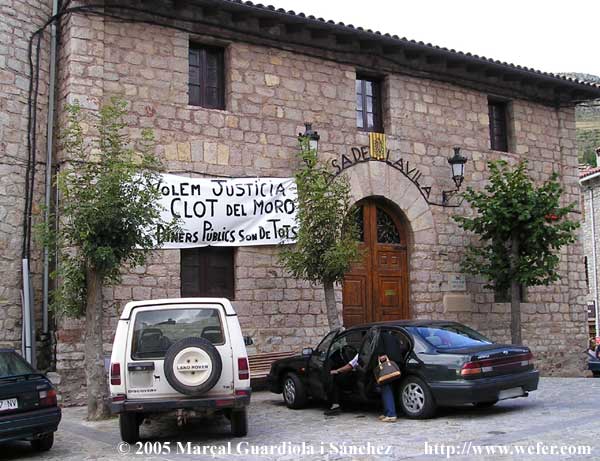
[282,373,307,409]
[163,337,222,396]
[231,408,248,437]
[31,433,54,451]
[399,376,436,419]
[120,413,140,443]
[474,400,498,408]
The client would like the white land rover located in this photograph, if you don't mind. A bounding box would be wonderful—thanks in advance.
[109,298,251,442]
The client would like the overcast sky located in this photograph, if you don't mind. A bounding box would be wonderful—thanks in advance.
[266,0,600,78]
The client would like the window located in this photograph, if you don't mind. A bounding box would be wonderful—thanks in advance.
[488,99,509,152]
[0,351,35,377]
[189,44,225,109]
[407,324,492,350]
[180,247,234,299]
[585,256,589,289]
[131,308,224,359]
[376,207,401,244]
[314,329,340,361]
[328,330,365,362]
[356,76,383,132]
[350,205,364,242]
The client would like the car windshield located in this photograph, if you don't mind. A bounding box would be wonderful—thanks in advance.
[408,324,492,349]
[131,308,224,359]
[0,351,36,378]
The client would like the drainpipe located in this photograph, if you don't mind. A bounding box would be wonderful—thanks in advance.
[22,259,34,366]
[590,188,600,340]
[42,0,59,335]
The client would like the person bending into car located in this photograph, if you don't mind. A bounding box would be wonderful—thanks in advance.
[325,353,358,416]
[327,353,397,422]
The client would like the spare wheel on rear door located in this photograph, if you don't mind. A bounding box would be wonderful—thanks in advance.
[164,337,222,395]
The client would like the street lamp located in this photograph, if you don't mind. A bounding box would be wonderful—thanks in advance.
[442,147,468,205]
[448,147,467,189]
[298,122,320,153]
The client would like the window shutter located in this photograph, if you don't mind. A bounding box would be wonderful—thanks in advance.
[189,44,224,109]
[188,47,202,106]
[181,248,202,297]
[205,248,234,298]
[181,248,234,299]
[204,49,224,109]
[488,101,508,152]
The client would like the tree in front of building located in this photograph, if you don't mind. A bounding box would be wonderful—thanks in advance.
[279,137,360,329]
[42,99,177,419]
[455,160,579,344]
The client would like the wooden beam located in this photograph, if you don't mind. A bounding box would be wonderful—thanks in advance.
[203,7,219,18]
[258,17,281,29]
[425,54,443,65]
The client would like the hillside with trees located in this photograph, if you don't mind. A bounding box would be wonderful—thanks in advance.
[561,73,600,166]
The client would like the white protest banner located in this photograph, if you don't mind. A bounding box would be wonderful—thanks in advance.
[156,174,297,248]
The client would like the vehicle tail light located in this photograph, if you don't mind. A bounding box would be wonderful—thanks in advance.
[112,394,126,402]
[110,362,121,385]
[460,362,483,376]
[238,357,250,380]
[235,389,250,396]
[523,351,534,367]
[460,352,533,377]
[39,388,57,407]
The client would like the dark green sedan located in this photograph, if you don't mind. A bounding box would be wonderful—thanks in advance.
[0,350,61,450]
[267,321,539,418]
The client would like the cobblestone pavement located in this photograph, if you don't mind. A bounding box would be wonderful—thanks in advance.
[3,378,599,461]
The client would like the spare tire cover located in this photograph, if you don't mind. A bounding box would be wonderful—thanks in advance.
[163,337,222,395]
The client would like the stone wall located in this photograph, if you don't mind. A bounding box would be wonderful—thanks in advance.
[4,5,589,403]
[0,0,52,352]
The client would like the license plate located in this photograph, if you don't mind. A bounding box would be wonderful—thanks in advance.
[498,387,524,400]
[0,398,18,412]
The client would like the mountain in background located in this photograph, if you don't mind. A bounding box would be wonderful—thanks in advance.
[559,73,600,166]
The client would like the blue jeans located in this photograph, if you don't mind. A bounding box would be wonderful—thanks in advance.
[380,384,397,417]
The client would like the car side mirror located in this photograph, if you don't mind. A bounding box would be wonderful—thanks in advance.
[243,336,254,346]
[302,347,313,356]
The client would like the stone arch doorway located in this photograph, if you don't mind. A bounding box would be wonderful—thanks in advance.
[342,197,410,327]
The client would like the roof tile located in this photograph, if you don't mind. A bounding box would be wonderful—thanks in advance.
[222,0,600,93]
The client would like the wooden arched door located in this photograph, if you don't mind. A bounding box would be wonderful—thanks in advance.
[342,199,409,326]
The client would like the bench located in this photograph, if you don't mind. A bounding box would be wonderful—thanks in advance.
[248,351,296,380]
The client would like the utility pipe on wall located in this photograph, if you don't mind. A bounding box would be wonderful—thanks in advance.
[42,0,60,335]
[590,188,600,339]
[22,259,34,366]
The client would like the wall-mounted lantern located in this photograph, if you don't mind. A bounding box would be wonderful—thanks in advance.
[298,122,320,154]
[442,147,467,206]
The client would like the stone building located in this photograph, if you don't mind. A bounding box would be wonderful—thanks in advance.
[3,0,600,403]
[580,151,600,342]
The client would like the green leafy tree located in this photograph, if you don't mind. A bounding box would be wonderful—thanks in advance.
[279,138,360,329]
[43,98,177,419]
[577,128,600,166]
[455,160,579,344]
